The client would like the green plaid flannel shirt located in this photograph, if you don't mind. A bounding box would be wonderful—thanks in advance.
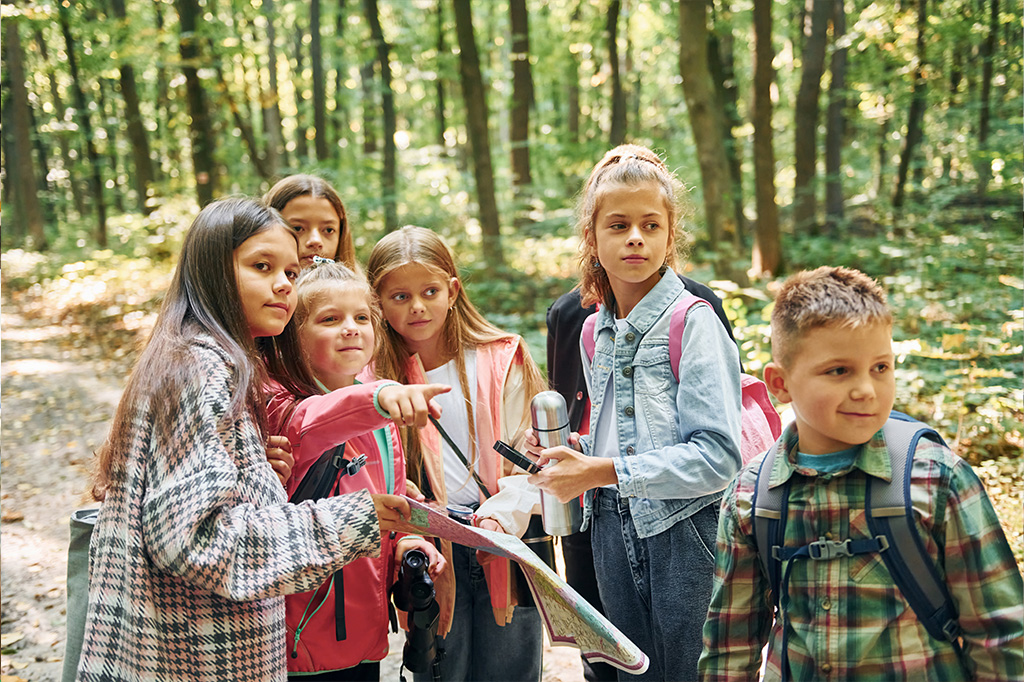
[699,422,1024,682]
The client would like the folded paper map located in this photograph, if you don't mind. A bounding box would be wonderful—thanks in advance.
[394,497,650,674]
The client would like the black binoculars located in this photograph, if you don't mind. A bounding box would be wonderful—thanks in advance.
[393,548,441,675]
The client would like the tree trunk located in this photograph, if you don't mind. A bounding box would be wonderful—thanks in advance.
[792,0,832,233]
[153,0,180,173]
[435,1,448,147]
[215,65,273,180]
[607,0,626,146]
[34,28,84,218]
[567,3,581,144]
[261,0,284,175]
[451,0,504,267]
[311,0,329,161]
[293,20,311,161]
[707,1,745,239]
[678,0,739,276]
[110,0,156,212]
[975,0,998,194]
[97,79,125,215]
[333,0,351,150]
[892,0,928,209]
[175,0,218,206]
[509,0,533,224]
[364,0,398,231]
[3,19,47,249]
[751,0,781,276]
[824,0,848,230]
[60,2,108,246]
[360,60,378,154]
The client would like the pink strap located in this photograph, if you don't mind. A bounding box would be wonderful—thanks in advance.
[582,313,598,363]
[668,294,706,380]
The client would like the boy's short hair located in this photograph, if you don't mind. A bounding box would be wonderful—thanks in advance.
[771,266,892,367]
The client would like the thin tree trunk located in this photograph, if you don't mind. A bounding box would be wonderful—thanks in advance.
[261,0,284,175]
[567,3,582,144]
[215,65,273,180]
[678,0,740,276]
[824,0,848,230]
[451,0,504,266]
[976,0,998,194]
[293,20,311,161]
[110,0,156,212]
[34,28,84,217]
[360,60,377,154]
[59,2,108,245]
[751,0,781,276]
[434,1,448,147]
[175,0,218,206]
[792,0,832,233]
[707,0,744,239]
[97,79,125,214]
[364,0,398,231]
[333,0,350,150]
[3,19,47,249]
[893,0,928,208]
[311,0,329,161]
[153,0,180,172]
[607,0,626,146]
[509,0,533,224]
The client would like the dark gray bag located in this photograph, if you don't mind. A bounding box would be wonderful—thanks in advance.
[62,507,99,682]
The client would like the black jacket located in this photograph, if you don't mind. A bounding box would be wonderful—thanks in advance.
[545,276,737,431]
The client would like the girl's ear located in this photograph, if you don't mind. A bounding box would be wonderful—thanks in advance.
[447,276,461,301]
[763,362,792,404]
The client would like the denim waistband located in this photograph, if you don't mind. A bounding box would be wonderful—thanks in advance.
[592,487,629,517]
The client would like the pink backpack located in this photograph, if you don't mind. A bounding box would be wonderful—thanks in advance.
[582,294,781,463]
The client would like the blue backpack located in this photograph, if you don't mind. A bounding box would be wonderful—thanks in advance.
[752,411,967,680]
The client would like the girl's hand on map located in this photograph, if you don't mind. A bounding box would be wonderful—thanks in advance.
[475,517,505,565]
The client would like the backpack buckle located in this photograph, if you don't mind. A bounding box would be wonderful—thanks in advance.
[808,537,853,560]
[942,619,962,642]
[344,454,368,476]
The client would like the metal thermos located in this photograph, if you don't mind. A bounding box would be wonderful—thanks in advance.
[531,391,584,536]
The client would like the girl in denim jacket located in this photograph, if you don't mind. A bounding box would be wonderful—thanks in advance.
[527,145,743,681]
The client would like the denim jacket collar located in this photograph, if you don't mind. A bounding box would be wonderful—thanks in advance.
[596,269,684,337]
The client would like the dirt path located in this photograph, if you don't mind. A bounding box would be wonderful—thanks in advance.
[0,297,584,682]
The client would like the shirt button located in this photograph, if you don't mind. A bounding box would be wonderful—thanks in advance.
[822,598,832,611]
[821,663,832,674]
[623,367,633,377]
[625,332,635,342]
[626,446,635,455]
[624,406,635,417]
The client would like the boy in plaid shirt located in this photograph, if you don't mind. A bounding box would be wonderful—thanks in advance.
[699,266,1023,681]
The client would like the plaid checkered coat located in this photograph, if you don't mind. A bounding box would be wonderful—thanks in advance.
[76,336,382,682]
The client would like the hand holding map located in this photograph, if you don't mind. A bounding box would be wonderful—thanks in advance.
[390,497,650,675]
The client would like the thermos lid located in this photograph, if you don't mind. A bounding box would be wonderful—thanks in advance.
[531,391,569,433]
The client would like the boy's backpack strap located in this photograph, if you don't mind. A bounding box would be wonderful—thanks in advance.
[752,442,786,612]
[868,413,963,646]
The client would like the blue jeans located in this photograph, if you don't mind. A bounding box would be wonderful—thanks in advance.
[591,489,719,682]
[414,542,543,682]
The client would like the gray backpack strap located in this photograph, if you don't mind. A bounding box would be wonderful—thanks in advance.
[868,414,962,647]
[752,442,786,606]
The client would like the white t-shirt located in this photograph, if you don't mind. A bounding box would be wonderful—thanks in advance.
[593,319,628,490]
[425,349,480,506]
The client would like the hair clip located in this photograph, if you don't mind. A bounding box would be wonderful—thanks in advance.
[310,255,333,266]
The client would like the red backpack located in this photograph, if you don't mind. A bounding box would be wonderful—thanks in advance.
[582,293,781,463]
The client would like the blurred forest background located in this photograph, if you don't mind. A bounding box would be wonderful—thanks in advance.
[1,0,1021,489]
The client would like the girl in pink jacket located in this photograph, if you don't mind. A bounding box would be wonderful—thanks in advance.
[267,262,447,680]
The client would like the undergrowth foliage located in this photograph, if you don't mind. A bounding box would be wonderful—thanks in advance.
[2,197,1020,466]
